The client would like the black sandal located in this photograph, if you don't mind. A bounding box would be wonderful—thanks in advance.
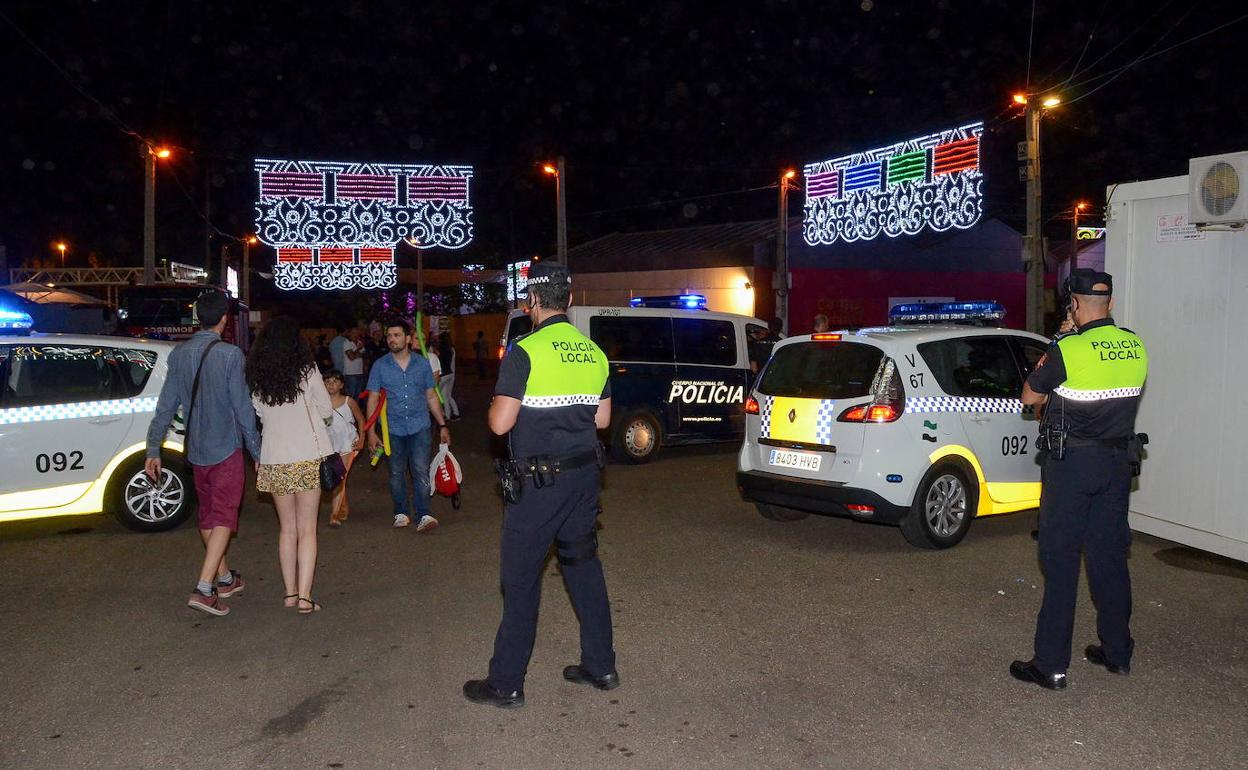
[297,597,322,614]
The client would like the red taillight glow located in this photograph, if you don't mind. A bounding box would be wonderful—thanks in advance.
[811,333,842,341]
[846,504,875,514]
[837,403,902,423]
[744,396,759,415]
[839,404,868,422]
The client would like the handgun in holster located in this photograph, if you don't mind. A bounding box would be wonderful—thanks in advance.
[1127,433,1149,477]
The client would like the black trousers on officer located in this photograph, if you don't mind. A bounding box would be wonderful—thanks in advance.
[487,465,614,692]
[1033,446,1134,675]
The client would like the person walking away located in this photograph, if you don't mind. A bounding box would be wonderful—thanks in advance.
[247,317,335,615]
[329,323,350,374]
[366,318,451,531]
[463,261,616,709]
[323,370,365,528]
[342,326,366,402]
[146,289,261,617]
[438,331,460,421]
[473,330,489,379]
[1011,269,1149,690]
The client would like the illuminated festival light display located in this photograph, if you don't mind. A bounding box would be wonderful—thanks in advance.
[254,158,474,290]
[802,121,984,245]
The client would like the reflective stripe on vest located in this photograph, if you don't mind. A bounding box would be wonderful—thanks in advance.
[1054,324,1147,399]
[515,320,610,405]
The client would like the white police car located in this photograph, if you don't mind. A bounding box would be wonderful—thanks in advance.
[736,302,1050,548]
[0,305,192,531]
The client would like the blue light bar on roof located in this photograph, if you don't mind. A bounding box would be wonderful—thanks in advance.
[0,306,34,335]
[629,294,708,310]
[888,301,1005,325]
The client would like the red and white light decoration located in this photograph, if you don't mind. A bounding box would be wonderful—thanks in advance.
[254,158,474,290]
[802,122,984,245]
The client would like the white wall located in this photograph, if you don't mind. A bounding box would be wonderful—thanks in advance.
[570,266,758,317]
[1106,175,1248,562]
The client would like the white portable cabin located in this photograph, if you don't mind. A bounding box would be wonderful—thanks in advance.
[1104,162,1248,562]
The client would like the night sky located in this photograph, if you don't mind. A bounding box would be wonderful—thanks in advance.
[3,0,1245,274]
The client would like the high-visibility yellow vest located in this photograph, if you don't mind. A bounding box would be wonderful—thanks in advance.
[1054,323,1147,402]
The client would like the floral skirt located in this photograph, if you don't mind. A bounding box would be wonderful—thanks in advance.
[257,459,320,496]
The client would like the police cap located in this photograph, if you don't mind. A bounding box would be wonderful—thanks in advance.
[524,261,570,292]
[1067,268,1112,296]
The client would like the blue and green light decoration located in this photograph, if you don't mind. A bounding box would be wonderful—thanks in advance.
[803,121,984,245]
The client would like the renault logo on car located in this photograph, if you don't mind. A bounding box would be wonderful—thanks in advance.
[788,408,796,423]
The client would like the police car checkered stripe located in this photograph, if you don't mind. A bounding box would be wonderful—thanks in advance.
[758,395,774,436]
[1053,386,1143,401]
[815,400,836,445]
[905,396,1023,414]
[0,396,159,425]
[521,394,601,408]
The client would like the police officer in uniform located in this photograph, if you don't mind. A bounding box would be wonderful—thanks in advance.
[1011,269,1149,690]
[463,261,617,708]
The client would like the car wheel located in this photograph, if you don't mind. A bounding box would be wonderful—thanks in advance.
[755,502,810,521]
[612,411,662,464]
[109,455,196,532]
[900,464,976,549]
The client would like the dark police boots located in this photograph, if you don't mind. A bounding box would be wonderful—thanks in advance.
[563,665,620,691]
[1009,660,1068,690]
[1085,645,1130,675]
[462,679,524,708]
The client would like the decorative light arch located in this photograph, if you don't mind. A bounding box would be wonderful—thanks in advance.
[802,121,984,246]
[254,158,474,290]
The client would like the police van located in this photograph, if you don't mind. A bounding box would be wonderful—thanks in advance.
[501,296,767,463]
[736,302,1050,548]
[0,305,193,531]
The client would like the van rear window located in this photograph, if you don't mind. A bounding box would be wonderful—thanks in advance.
[758,342,883,399]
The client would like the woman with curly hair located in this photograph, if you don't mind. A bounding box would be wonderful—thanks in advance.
[247,316,334,614]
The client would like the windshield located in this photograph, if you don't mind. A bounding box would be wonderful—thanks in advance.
[120,289,201,327]
[757,341,884,399]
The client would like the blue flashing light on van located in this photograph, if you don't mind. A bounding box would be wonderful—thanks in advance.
[629,294,708,310]
[888,301,1005,325]
[0,306,35,335]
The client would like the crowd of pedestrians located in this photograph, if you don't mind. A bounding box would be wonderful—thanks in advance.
[146,290,488,618]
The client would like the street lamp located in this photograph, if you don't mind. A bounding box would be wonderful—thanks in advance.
[542,158,567,265]
[55,241,67,267]
[143,144,173,285]
[1013,93,1063,333]
[775,169,798,335]
[1072,201,1088,270]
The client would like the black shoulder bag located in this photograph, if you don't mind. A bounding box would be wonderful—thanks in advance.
[184,340,222,457]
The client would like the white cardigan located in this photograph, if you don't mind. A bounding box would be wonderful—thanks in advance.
[253,368,334,465]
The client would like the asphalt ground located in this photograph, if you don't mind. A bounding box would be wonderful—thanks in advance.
[1,380,1246,769]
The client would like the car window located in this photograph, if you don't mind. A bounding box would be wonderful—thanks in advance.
[674,318,736,366]
[1012,337,1049,381]
[0,345,157,408]
[757,341,884,399]
[918,336,1023,398]
[589,316,674,364]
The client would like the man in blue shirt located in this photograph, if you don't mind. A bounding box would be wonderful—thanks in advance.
[146,290,261,617]
[329,323,350,373]
[366,317,451,531]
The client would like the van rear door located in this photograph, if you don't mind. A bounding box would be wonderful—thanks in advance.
[671,316,747,439]
[586,314,677,435]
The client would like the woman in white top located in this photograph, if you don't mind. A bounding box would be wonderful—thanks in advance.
[323,370,365,528]
[247,317,334,614]
[437,331,460,420]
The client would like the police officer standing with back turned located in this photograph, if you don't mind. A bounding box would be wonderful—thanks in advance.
[1011,268,1149,690]
[463,261,618,708]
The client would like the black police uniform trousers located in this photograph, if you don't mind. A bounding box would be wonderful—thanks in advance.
[1033,446,1134,674]
[487,465,614,692]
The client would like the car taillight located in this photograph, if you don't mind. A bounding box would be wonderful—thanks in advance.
[837,358,905,423]
[497,345,505,360]
[744,396,759,415]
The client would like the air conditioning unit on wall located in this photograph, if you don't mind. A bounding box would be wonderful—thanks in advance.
[1189,151,1247,226]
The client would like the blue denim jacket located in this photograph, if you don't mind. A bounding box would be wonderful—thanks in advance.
[146,331,262,466]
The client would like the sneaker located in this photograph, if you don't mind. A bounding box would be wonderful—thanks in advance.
[393,514,411,528]
[216,570,245,598]
[188,589,230,616]
[416,515,439,533]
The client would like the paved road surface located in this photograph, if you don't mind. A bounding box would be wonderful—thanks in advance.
[2,382,1245,769]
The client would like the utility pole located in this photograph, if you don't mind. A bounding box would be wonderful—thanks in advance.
[1022,102,1045,334]
[775,169,796,335]
[242,237,253,307]
[555,155,568,265]
[220,243,230,292]
[143,148,156,285]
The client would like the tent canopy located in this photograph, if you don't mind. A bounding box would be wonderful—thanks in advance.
[2,282,109,306]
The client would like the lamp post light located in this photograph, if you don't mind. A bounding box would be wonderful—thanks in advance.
[55,241,67,267]
[543,158,567,265]
[776,168,797,335]
[143,145,173,285]
[1014,93,1062,334]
